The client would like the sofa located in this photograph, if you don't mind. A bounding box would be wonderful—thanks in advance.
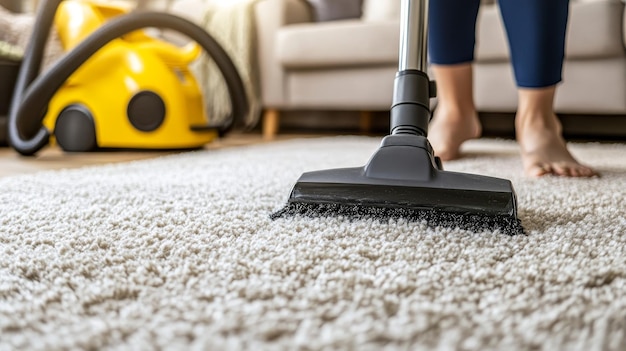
[4,0,625,144]
[252,0,626,139]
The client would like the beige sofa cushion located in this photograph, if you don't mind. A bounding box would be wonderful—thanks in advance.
[360,0,496,21]
[356,0,616,16]
[278,0,625,69]
[476,0,626,62]
[277,19,399,68]
[306,0,363,22]
[361,0,400,22]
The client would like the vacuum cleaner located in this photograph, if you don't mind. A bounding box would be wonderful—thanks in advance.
[8,0,248,156]
[273,0,523,235]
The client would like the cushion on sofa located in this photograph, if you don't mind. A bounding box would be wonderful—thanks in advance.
[566,0,626,58]
[306,0,363,22]
[361,0,401,22]
[361,0,496,21]
[277,19,399,68]
[476,0,626,62]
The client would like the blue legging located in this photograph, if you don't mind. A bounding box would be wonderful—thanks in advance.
[428,0,569,88]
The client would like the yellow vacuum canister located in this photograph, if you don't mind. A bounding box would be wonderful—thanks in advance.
[8,0,247,155]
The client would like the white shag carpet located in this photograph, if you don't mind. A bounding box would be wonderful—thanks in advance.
[1,137,625,351]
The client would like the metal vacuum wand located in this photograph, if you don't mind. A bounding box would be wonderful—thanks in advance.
[399,0,429,72]
[390,0,434,136]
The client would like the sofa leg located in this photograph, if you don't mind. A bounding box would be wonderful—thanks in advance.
[263,109,280,140]
[359,111,373,134]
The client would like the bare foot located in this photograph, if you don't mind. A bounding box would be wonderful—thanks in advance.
[516,112,597,177]
[428,107,482,161]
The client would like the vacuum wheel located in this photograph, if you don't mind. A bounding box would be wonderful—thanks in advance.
[54,104,98,152]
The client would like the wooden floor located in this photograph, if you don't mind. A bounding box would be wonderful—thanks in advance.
[0,132,314,178]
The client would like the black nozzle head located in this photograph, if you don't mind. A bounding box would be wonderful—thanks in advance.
[271,164,524,235]
[272,134,523,235]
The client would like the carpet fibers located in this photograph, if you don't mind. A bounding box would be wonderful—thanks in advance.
[1,137,625,350]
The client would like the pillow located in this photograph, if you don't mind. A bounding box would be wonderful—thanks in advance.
[362,0,401,22]
[306,0,363,22]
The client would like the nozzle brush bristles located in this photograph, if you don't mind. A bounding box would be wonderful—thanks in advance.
[271,202,524,235]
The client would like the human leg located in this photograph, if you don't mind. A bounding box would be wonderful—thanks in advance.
[499,0,596,177]
[427,0,482,160]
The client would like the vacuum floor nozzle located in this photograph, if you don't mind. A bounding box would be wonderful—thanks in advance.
[271,135,524,235]
[272,1,523,235]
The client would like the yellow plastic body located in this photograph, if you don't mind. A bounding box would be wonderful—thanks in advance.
[44,0,217,150]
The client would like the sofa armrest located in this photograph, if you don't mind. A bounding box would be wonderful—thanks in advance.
[254,0,313,108]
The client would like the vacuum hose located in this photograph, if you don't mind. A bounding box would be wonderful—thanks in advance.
[8,0,248,156]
